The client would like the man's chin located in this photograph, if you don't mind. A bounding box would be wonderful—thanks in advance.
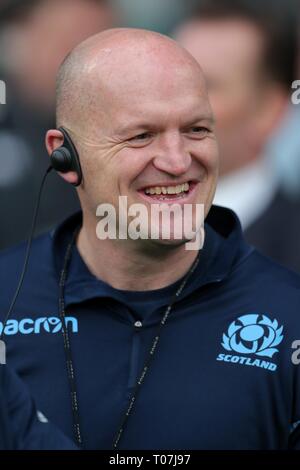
[137,236,193,252]
[144,228,205,252]
[152,237,188,247]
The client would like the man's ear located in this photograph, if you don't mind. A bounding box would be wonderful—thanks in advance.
[45,129,79,185]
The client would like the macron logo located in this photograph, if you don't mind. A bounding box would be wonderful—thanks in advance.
[0,316,78,336]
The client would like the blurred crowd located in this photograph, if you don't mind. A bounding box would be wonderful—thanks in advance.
[0,0,299,271]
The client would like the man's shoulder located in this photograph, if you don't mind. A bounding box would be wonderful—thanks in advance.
[0,231,53,282]
[0,231,52,259]
[235,247,300,320]
[0,211,82,270]
[216,246,300,338]
[245,247,300,287]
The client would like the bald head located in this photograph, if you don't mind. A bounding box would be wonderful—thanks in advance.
[56,28,207,132]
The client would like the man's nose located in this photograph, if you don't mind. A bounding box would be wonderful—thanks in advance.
[152,134,192,176]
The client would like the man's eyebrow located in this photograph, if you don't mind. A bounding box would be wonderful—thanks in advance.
[115,115,216,137]
[115,123,152,137]
[185,115,216,127]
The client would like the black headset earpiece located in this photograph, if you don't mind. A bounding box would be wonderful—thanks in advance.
[50,126,82,187]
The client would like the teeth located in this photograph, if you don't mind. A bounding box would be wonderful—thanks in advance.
[145,182,190,195]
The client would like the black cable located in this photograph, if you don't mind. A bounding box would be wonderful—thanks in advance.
[0,166,53,341]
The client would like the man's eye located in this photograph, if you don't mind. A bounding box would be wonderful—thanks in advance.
[190,126,210,136]
[129,132,152,142]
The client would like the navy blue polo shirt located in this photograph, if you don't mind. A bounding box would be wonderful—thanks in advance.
[0,205,300,449]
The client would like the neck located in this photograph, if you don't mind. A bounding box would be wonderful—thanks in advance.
[76,215,199,291]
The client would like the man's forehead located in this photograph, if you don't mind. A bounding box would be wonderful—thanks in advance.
[105,91,214,135]
[88,50,200,91]
[77,49,208,129]
[70,27,204,88]
[56,28,208,130]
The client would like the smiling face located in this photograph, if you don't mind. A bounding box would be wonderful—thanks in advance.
[56,31,219,248]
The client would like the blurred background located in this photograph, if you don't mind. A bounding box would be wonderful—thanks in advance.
[0,0,299,271]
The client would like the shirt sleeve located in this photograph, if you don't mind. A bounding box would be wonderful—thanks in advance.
[1,365,78,450]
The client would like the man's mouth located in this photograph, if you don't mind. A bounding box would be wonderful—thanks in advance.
[138,181,197,201]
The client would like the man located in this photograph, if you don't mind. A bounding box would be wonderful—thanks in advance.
[0,365,77,449]
[176,0,300,272]
[0,28,300,450]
